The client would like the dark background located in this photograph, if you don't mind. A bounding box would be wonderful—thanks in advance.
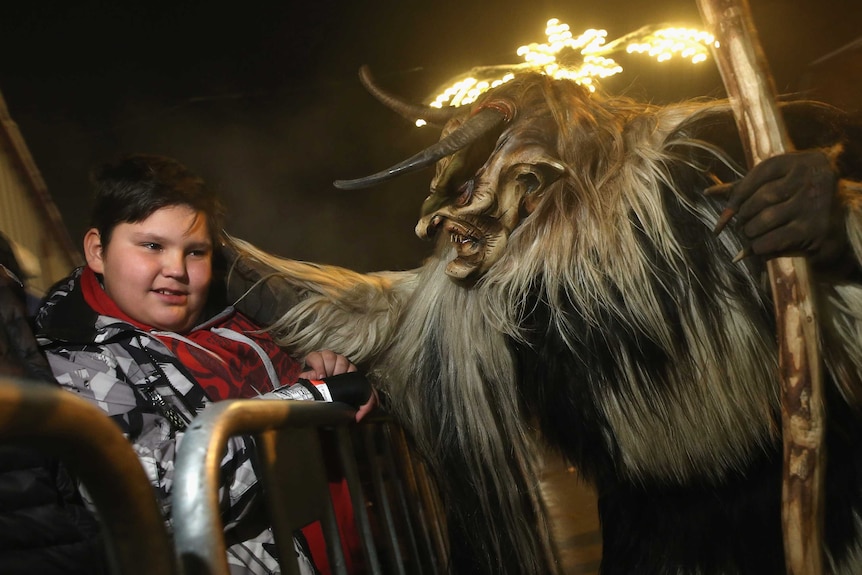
[1,0,858,271]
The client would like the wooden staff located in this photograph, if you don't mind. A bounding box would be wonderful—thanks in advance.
[695,1,826,574]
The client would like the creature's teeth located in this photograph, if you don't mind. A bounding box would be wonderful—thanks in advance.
[449,229,476,246]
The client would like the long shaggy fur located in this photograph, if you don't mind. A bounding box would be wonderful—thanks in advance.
[229,75,862,574]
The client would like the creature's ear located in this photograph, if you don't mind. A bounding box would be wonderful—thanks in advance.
[83,228,105,273]
[512,159,567,214]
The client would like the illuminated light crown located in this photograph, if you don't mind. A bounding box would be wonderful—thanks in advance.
[418,18,717,126]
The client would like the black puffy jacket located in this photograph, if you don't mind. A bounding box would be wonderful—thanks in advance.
[0,259,106,574]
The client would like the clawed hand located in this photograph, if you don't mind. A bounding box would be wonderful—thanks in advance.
[706,148,851,273]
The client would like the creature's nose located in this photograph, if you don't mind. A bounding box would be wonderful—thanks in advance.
[415,214,444,240]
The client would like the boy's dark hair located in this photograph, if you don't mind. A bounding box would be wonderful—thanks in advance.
[89,154,226,247]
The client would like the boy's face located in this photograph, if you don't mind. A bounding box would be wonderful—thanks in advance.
[84,204,213,333]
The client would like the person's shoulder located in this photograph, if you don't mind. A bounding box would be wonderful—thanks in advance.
[35,268,93,340]
[38,268,84,312]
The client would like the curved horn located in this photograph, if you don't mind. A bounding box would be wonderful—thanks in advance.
[334,108,507,190]
[358,65,460,127]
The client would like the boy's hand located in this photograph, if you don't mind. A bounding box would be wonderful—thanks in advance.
[300,350,357,379]
[300,351,376,422]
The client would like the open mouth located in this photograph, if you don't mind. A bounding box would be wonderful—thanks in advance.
[439,218,487,279]
[446,221,483,259]
[418,213,500,280]
[153,288,188,303]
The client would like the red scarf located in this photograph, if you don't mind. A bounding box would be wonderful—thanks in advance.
[80,266,302,400]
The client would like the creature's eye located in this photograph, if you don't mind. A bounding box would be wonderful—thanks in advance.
[456,179,475,206]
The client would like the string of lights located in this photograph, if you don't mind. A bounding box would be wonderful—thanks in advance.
[419,18,717,126]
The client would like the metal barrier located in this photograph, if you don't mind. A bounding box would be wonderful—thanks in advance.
[354,420,448,575]
[0,377,178,575]
[172,400,449,575]
[0,376,595,575]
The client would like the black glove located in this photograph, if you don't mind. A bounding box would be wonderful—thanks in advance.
[220,241,302,327]
[710,150,852,274]
[317,372,373,407]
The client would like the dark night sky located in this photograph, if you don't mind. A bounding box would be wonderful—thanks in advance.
[1,0,859,272]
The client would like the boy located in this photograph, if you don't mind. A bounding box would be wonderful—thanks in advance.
[36,154,371,574]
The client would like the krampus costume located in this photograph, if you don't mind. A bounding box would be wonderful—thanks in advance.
[225,73,862,574]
